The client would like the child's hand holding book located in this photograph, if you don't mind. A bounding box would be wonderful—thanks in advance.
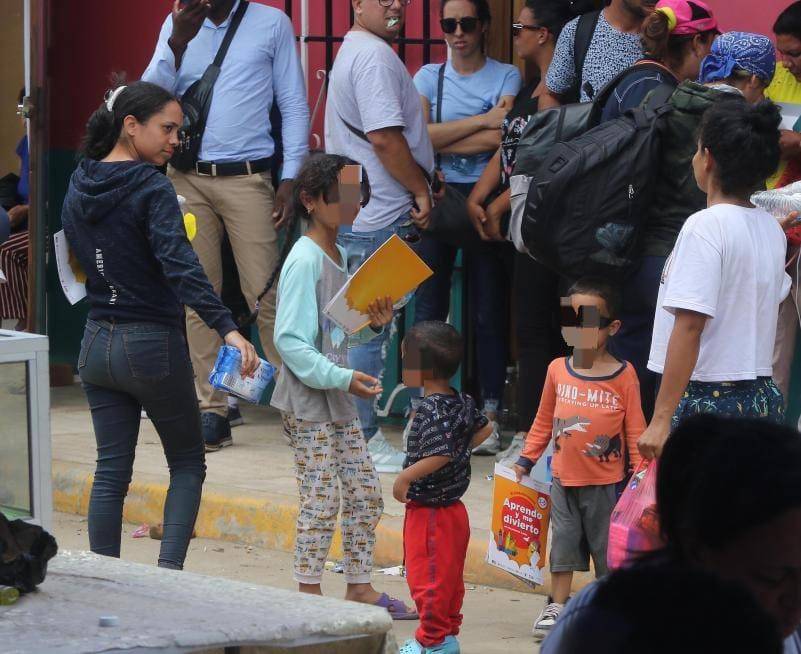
[513,460,535,483]
[366,296,393,330]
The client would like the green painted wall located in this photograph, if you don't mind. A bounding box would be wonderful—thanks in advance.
[47,149,88,366]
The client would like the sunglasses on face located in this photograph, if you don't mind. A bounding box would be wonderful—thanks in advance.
[559,305,613,329]
[440,17,480,34]
[512,22,544,38]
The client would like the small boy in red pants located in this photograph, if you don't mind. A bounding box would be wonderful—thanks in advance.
[393,321,494,654]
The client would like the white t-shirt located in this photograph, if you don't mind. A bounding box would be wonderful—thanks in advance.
[324,30,435,232]
[648,204,791,382]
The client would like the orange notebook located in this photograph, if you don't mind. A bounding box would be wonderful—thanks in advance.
[323,234,433,334]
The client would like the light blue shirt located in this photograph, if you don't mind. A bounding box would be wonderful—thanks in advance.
[413,58,521,184]
[142,1,308,178]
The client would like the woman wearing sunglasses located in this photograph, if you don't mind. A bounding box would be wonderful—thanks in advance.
[465,0,573,466]
[411,0,522,455]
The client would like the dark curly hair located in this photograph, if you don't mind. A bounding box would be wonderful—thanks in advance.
[698,100,781,198]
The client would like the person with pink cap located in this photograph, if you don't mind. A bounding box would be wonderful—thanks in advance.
[601,0,720,423]
[601,0,720,122]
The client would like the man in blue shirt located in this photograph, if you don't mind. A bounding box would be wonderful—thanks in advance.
[143,0,309,451]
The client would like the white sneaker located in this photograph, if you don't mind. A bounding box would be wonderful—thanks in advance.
[496,432,526,464]
[367,430,405,474]
[533,599,564,639]
[472,422,501,456]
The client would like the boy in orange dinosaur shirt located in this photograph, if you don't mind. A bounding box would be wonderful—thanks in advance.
[513,278,645,640]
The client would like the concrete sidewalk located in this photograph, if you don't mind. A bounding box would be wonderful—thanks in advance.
[50,385,592,594]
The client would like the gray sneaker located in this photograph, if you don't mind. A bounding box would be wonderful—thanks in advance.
[496,432,526,464]
[472,422,501,455]
[533,600,564,640]
[367,430,405,474]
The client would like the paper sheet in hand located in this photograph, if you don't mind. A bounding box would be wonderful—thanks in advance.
[54,229,87,305]
[323,234,432,335]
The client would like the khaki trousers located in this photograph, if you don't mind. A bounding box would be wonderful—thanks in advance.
[169,168,280,417]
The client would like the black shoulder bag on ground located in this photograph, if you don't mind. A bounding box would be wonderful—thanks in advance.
[171,1,249,172]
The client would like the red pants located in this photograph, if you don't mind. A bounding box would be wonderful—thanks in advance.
[404,501,470,647]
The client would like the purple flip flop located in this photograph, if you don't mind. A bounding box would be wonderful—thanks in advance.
[375,592,419,620]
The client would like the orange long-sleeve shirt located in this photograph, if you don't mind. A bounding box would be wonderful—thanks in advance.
[519,358,645,486]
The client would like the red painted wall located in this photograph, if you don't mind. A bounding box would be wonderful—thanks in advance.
[706,0,787,39]
[49,0,789,152]
[48,0,446,152]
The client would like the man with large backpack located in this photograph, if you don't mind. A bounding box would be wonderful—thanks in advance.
[539,0,656,109]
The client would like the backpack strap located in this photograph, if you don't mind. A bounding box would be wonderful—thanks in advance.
[435,63,446,171]
[572,10,601,102]
[589,60,677,124]
[190,1,249,144]
[213,1,248,68]
[336,110,434,186]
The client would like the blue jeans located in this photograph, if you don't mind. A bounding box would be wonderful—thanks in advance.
[78,319,206,569]
[337,217,416,440]
[607,256,665,422]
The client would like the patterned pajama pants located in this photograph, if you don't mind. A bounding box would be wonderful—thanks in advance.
[282,414,384,585]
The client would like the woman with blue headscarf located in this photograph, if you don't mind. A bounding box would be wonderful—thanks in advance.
[700,31,777,103]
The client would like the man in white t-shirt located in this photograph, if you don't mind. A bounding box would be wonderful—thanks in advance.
[325,0,436,473]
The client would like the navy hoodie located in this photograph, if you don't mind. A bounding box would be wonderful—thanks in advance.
[61,159,237,337]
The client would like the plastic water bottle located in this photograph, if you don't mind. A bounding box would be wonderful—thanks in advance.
[500,365,518,436]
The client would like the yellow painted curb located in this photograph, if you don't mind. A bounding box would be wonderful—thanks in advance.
[52,464,592,594]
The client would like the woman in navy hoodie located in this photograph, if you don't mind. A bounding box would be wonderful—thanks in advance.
[61,81,257,570]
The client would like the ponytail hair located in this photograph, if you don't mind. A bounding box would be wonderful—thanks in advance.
[80,75,177,161]
[699,99,781,198]
[641,6,716,71]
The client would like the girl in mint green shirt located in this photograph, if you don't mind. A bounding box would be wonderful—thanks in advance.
[271,154,417,620]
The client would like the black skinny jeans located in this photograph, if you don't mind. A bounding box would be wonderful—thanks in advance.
[78,319,206,569]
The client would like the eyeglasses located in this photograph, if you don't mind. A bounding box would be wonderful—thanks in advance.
[378,0,411,7]
[512,23,545,38]
[440,17,480,34]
